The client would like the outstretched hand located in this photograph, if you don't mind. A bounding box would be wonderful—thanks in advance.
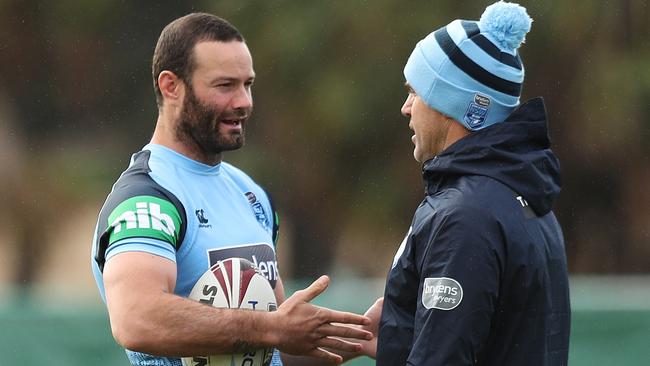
[359,297,383,359]
[273,275,372,364]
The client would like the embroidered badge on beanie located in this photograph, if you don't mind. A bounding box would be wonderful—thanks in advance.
[464,93,492,128]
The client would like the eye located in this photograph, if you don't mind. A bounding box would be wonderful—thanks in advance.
[404,83,416,95]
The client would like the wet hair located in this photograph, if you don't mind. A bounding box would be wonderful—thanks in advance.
[152,13,244,107]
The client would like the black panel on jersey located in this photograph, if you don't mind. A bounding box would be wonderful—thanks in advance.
[263,188,280,247]
[93,150,187,272]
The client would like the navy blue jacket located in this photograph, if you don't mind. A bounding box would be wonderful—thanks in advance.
[377,98,570,366]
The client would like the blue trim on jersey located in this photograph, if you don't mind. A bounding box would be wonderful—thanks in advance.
[125,349,282,366]
[126,350,182,366]
[105,237,176,263]
[271,349,282,365]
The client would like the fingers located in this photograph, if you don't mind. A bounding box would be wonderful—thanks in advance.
[363,297,384,332]
[318,323,373,340]
[315,336,363,353]
[365,297,384,315]
[307,347,343,364]
[323,308,371,326]
[296,275,330,303]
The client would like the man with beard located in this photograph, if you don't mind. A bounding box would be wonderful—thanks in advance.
[91,13,374,366]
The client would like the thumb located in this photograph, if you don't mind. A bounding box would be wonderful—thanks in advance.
[297,275,330,303]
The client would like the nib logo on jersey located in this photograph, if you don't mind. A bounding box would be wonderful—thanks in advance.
[422,277,464,311]
[208,243,279,289]
[107,196,182,246]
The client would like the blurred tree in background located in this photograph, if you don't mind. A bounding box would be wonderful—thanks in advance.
[0,0,649,291]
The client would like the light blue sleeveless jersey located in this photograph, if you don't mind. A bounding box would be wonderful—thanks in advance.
[91,144,282,366]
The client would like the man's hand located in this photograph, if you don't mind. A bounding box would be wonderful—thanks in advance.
[359,297,383,359]
[272,275,372,364]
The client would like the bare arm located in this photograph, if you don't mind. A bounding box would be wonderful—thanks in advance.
[103,252,372,362]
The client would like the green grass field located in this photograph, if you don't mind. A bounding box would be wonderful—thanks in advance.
[0,276,647,365]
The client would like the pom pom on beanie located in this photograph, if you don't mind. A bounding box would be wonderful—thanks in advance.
[479,1,532,51]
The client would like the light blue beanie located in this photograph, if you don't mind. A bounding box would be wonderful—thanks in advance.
[404,1,533,131]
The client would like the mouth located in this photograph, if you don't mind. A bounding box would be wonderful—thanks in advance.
[220,116,246,128]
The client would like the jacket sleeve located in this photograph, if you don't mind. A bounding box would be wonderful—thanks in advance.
[407,204,505,365]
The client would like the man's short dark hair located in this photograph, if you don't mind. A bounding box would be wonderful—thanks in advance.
[152,13,244,107]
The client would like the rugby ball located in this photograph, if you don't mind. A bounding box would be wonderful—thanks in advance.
[181,257,277,366]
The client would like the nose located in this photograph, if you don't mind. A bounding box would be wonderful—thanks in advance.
[401,94,413,118]
[232,85,253,110]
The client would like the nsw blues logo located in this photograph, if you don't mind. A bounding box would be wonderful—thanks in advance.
[245,192,270,230]
[463,93,491,128]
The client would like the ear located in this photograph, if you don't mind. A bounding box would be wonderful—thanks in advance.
[158,71,185,106]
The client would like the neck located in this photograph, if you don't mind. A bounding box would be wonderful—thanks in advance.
[441,119,471,152]
[151,112,223,166]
